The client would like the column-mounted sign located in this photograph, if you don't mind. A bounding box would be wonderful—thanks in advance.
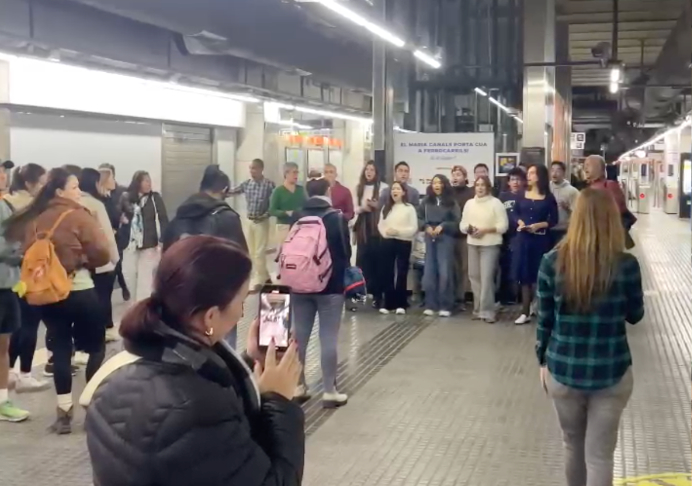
[570,132,585,151]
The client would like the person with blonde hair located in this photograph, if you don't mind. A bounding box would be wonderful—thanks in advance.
[536,188,644,486]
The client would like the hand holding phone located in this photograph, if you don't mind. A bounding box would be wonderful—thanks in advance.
[258,285,292,352]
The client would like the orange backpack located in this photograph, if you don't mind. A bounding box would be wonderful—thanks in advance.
[21,210,75,306]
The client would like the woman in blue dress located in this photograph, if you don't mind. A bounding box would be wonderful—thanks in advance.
[512,164,558,325]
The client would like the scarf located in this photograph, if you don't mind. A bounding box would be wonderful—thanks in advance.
[128,193,161,250]
[355,181,381,245]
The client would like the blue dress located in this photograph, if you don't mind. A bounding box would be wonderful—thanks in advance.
[511,193,559,285]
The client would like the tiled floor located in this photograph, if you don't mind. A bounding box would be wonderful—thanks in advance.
[0,212,690,486]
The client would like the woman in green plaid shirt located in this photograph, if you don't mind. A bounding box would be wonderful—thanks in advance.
[536,188,644,486]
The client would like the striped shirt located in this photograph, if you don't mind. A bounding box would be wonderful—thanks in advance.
[230,178,275,220]
[536,249,644,390]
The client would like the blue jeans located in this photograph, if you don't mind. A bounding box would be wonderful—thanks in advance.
[423,233,455,312]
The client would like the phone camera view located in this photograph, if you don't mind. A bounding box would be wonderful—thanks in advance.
[259,292,291,348]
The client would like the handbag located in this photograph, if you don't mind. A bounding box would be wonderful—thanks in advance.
[335,211,367,299]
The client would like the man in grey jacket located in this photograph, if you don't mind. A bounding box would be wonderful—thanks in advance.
[549,161,580,246]
[0,170,31,422]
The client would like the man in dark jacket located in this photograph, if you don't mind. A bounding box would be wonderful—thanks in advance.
[162,166,247,253]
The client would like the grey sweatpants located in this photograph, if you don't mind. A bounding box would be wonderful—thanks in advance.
[547,369,634,486]
[292,293,345,394]
[467,244,500,319]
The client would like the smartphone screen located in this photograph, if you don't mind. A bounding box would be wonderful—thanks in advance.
[258,286,291,350]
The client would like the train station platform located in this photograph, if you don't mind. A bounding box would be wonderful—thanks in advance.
[0,211,690,486]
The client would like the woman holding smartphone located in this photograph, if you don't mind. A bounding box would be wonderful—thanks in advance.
[513,164,558,325]
[418,175,460,317]
[353,161,388,308]
[377,182,418,315]
[459,176,508,323]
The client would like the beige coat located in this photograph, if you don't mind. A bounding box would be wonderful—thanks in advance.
[80,193,119,274]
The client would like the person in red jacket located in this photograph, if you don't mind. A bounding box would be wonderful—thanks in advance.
[323,163,355,221]
[584,155,627,213]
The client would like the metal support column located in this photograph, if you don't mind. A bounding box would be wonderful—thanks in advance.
[372,0,394,180]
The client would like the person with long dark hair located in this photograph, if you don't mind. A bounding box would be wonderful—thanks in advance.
[4,168,110,433]
[537,189,643,486]
[353,161,388,308]
[418,174,461,317]
[79,169,120,344]
[513,164,558,325]
[377,181,418,315]
[83,236,305,486]
[120,170,168,303]
[6,163,51,392]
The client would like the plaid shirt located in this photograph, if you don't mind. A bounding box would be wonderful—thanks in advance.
[536,250,644,390]
[230,178,275,220]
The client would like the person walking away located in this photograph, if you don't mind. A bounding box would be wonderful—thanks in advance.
[4,168,110,434]
[228,158,275,290]
[353,161,388,308]
[549,161,579,247]
[460,176,508,323]
[537,188,644,486]
[286,177,351,407]
[450,165,474,310]
[513,164,558,325]
[162,165,247,348]
[0,162,32,422]
[378,161,421,207]
[498,168,526,305]
[83,236,305,486]
[6,164,51,392]
[120,171,168,303]
[584,155,636,249]
[98,163,130,302]
[418,175,460,317]
[324,163,354,221]
[269,162,305,255]
[377,181,418,315]
[79,169,120,347]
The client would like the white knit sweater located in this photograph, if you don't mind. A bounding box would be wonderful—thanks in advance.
[378,202,418,242]
[459,195,508,246]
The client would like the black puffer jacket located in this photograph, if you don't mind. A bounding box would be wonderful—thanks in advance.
[85,323,305,486]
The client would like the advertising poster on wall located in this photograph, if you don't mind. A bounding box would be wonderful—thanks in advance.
[393,132,495,193]
[495,153,519,175]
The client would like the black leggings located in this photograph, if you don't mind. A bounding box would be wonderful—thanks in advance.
[356,236,384,302]
[41,289,106,395]
[92,272,116,329]
[381,238,412,310]
[9,299,42,373]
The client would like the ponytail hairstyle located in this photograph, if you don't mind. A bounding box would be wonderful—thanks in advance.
[10,163,46,194]
[119,236,252,345]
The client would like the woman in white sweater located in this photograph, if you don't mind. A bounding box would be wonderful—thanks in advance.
[459,175,508,323]
[377,182,418,315]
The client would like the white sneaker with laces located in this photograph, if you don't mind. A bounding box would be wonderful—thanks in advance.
[379,308,390,315]
[395,308,406,315]
[515,314,531,325]
[105,328,120,343]
[15,374,50,393]
[322,391,348,409]
[423,309,435,316]
[438,310,451,318]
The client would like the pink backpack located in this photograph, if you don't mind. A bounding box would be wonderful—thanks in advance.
[277,215,333,293]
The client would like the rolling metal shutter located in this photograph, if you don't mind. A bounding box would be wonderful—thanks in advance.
[161,124,214,214]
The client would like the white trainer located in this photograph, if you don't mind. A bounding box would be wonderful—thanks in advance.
[515,314,531,325]
[438,310,451,318]
[15,374,51,393]
[73,351,89,366]
[379,308,390,315]
[395,308,406,315]
[423,309,435,316]
[322,391,348,409]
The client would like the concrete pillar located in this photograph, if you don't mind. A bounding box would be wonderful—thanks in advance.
[372,0,395,181]
[522,0,556,164]
[554,20,572,166]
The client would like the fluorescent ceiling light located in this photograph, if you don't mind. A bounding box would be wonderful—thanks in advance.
[317,0,405,48]
[512,115,523,124]
[610,68,620,83]
[488,96,510,114]
[413,50,441,69]
[278,120,313,130]
[609,81,619,94]
[474,87,487,96]
[619,119,692,160]
[394,126,417,133]
[275,102,372,123]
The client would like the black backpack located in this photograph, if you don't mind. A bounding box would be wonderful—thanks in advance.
[162,205,233,252]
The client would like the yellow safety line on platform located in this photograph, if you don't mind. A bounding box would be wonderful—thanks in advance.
[614,473,692,485]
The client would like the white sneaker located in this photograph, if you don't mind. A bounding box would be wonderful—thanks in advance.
[515,314,531,325]
[105,328,120,343]
[73,351,89,366]
[423,309,435,316]
[15,374,50,393]
[322,391,348,409]
[379,308,390,315]
[438,310,451,318]
[395,308,406,315]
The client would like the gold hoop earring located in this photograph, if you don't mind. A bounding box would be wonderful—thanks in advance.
[205,327,214,337]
